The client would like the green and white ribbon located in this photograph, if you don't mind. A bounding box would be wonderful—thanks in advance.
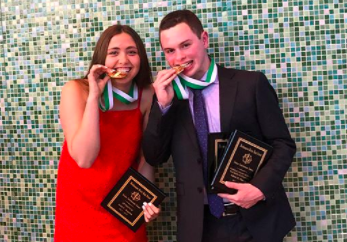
[172,59,217,100]
[99,81,138,111]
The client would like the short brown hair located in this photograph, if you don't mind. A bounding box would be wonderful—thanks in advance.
[159,10,204,41]
[85,25,152,88]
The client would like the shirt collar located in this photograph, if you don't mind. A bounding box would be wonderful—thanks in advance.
[201,71,219,84]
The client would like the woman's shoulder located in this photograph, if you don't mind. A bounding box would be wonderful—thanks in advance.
[62,79,88,94]
[61,79,89,100]
[141,84,154,97]
[63,79,88,89]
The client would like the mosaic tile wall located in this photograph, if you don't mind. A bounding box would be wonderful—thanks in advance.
[0,0,346,241]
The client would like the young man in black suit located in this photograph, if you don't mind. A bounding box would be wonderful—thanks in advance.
[143,9,296,242]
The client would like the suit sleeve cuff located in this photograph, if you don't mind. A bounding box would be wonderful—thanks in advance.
[157,101,172,115]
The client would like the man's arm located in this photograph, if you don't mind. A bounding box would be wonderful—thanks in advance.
[250,72,296,198]
[142,68,178,166]
[142,98,177,166]
[218,71,296,208]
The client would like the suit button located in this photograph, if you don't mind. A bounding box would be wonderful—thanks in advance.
[197,158,202,164]
[197,187,203,193]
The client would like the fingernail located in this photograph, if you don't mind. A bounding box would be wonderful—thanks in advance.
[142,205,145,210]
[148,203,152,206]
[143,202,147,206]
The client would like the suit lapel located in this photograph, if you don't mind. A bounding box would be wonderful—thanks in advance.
[179,99,200,150]
[218,65,237,132]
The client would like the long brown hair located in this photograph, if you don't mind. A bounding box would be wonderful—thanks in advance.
[84,25,152,88]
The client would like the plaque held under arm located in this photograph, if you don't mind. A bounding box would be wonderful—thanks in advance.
[207,132,231,193]
[211,130,273,194]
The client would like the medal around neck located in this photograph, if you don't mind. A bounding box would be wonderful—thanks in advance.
[172,59,217,100]
[173,62,190,74]
[107,69,128,79]
[99,80,138,111]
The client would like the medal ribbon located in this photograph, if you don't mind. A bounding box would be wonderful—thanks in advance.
[99,81,138,111]
[172,59,217,100]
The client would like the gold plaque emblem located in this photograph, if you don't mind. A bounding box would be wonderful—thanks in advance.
[131,192,141,201]
[242,153,252,165]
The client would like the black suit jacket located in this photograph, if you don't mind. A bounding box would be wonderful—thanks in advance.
[143,65,296,242]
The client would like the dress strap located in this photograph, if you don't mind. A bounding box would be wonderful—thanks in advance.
[137,88,143,109]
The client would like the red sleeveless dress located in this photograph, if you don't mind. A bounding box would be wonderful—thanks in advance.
[54,91,147,242]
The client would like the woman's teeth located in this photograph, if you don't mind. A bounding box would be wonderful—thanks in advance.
[116,68,131,73]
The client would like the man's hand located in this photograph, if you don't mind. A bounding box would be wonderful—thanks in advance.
[153,69,177,108]
[218,182,265,209]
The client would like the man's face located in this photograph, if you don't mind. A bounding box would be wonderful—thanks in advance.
[160,23,210,80]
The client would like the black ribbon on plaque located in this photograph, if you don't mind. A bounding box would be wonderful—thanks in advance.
[101,167,166,232]
[211,130,273,194]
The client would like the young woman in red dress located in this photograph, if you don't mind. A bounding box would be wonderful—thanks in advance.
[54,25,159,242]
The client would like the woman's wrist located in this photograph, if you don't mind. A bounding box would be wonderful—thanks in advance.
[87,94,99,104]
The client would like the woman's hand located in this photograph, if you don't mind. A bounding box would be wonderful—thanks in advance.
[87,64,110,99]
[142,202,160,222]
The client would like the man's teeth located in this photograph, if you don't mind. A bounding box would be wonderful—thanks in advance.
[182,61,192,67]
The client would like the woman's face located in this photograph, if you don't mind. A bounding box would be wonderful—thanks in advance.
[105,32,140,84]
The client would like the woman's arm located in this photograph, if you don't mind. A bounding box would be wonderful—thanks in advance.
[137,150,155,183]
[137,85,155,181]
[59,65,109,168]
